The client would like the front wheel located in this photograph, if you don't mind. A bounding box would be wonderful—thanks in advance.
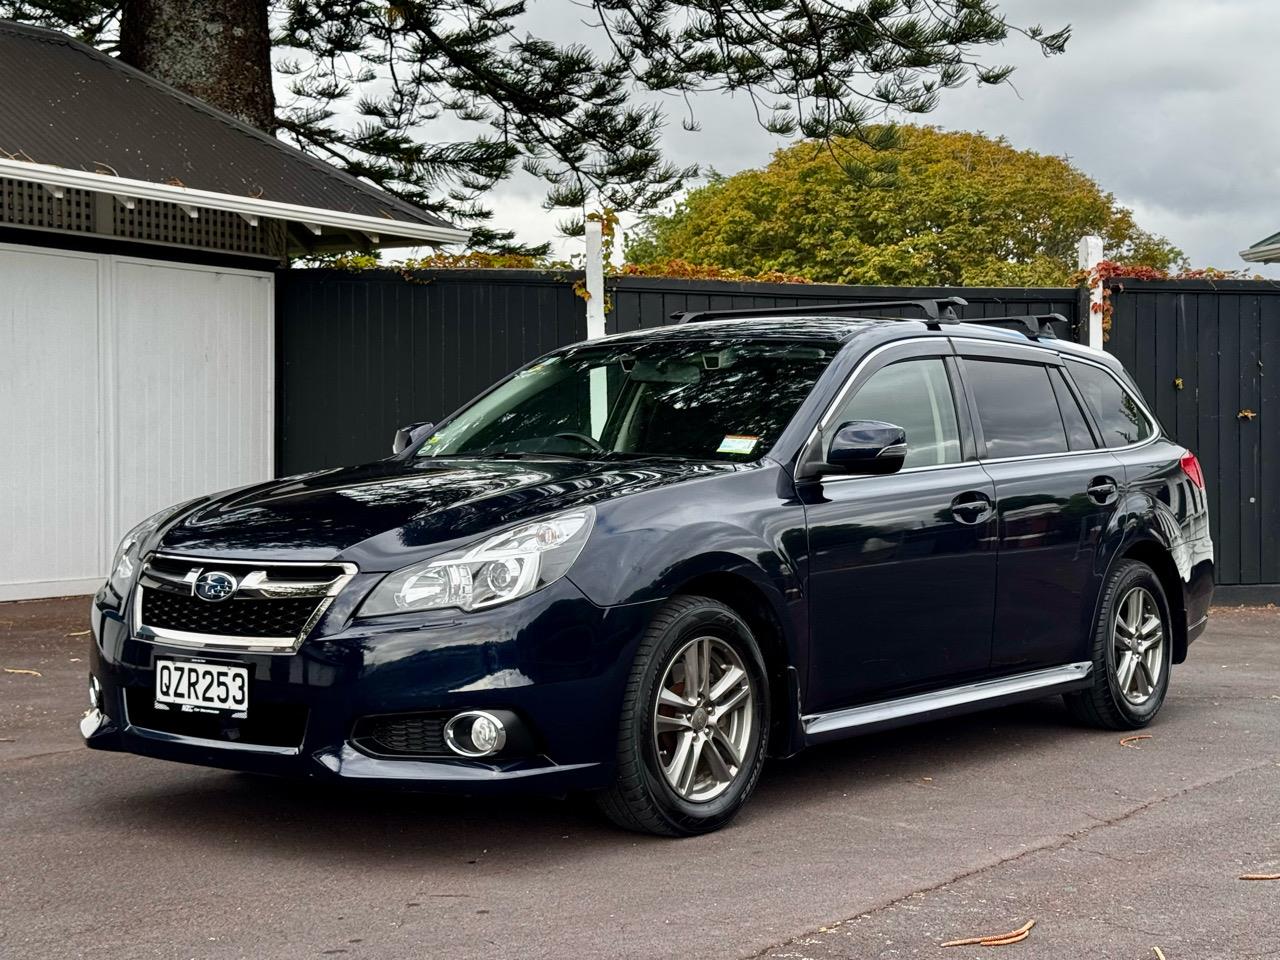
[1065,559,1173,730]
[596,595,769,836]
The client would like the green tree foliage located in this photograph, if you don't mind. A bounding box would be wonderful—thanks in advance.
[626,126,1184,285]
[3,0,1068,251]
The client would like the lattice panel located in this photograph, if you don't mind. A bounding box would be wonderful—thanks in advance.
[0,178,96,231]
[113,198,281,256]
[1,178,284,258]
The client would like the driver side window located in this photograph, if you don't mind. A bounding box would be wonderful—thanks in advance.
[831,358,962,468]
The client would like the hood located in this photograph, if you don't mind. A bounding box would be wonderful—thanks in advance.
[155,456,731,569]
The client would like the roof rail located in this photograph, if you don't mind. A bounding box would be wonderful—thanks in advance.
[960,313,1066,341]
[671,297,968,327]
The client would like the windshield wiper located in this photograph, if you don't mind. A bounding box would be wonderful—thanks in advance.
[429,450,594,462]
[596,452,712,464]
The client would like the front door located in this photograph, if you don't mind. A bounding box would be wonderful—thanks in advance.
[803,343,997,714]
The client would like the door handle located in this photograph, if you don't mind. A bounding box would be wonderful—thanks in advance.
[950,491,993,525]
[1087,476,1119,505]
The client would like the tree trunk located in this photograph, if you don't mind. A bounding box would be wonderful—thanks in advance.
[120,0,275,132]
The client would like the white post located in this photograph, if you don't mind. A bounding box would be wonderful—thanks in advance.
[1077,234,1105,349]
[584,219,608,436]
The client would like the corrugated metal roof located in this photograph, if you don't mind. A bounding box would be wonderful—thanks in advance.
[0,20,455,233]
[1241,229,1280,262]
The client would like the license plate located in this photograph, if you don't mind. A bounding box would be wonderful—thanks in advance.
[155,659,249,715]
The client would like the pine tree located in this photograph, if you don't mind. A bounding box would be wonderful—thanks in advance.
[3,0,1069,251]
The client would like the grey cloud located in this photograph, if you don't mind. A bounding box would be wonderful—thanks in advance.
[481,0,1280,275]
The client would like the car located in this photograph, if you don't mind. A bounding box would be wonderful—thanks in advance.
[81,298,1215,836]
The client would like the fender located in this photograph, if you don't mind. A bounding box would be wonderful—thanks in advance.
[1090,490,1202,664]
[570,541,805,663]
[566,464,812,754]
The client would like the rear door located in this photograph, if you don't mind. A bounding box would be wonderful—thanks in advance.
[803,340,998,712]
[956,342,1123,671]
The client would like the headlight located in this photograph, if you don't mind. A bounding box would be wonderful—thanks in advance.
[107,499,202,597]
[360,507,595,615]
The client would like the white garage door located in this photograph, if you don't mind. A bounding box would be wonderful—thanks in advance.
[0,243,273,600]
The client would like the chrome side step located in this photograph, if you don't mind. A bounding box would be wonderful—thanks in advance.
[802,662,1093,742]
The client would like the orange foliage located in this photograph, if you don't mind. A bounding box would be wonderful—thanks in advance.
[1071,260,1263,339]
[619,259,812,284]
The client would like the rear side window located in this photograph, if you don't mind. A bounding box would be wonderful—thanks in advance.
[964,359,1068,458]
[835,358,961,468]
[1065,359,1154,448]
[1050,370,1097,450]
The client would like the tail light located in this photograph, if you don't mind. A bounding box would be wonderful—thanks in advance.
[1180,450,1205,490]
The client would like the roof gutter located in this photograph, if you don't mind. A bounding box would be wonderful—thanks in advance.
[1239,242,1280,264]
[0,157,470,248]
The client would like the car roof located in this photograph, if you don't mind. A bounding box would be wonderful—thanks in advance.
[597,316,872,345]
[596,315,1119,366]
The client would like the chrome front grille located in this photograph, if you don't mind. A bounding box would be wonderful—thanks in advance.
[134,554,358,652]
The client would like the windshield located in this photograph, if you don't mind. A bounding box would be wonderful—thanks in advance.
[416,336,839,462]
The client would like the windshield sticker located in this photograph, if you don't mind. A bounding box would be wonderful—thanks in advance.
[717,435,759,455]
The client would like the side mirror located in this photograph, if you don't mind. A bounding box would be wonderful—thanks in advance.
[392,421,435,455]
[824,420,907,475]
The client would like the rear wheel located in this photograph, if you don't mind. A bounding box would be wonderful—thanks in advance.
[1065,559,1172,730]
[596,595,769,836]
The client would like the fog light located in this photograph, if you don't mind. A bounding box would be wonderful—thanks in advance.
[88,674,102,711]
[443,710,507,758]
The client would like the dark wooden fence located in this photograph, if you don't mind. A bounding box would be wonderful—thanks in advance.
[1105,280,1280,600]
[276,270,584,476]
[605,276,1081,336]
[276,268,1078,475]
[275,268,1280,599]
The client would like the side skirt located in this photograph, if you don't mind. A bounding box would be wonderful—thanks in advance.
[801,662,1093,744]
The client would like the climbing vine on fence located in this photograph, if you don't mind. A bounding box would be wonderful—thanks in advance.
[1070,261,1262,339]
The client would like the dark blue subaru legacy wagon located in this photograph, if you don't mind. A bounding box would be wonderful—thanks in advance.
[83,299,1215,835]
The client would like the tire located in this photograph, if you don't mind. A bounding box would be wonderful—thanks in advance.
[596,595,770,836]
[1064,559,1173,730]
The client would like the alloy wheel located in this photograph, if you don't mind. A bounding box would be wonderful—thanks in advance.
[1112,585,1165,705]
[652,634,755,802]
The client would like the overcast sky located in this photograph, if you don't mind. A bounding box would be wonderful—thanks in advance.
[474,0,1280,276]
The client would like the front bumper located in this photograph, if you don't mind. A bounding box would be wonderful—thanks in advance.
[84,577,657,795]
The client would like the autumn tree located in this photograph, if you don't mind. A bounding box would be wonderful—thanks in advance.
[626,126,1184,285]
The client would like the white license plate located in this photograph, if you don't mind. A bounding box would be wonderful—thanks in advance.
[155,659,249,714]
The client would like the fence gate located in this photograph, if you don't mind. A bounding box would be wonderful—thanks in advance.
[1105,280,1280,600]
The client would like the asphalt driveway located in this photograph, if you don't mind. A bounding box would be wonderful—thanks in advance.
[1,598,1277,959]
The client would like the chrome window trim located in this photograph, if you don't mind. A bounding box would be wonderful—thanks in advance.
[819,459,979,488]
[133,554,358,654]
[801,336,1162,485]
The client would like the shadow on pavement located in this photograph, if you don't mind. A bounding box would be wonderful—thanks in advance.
[80,693,1173,864]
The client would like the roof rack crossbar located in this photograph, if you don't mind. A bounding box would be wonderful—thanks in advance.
[960,313,1067,341]
[671,297,968,326]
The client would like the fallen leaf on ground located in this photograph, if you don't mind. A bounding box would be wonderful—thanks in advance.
[1119,734,1152,748]
[1240,873,1280,881]
[65,630,90,637]
[1153,948,1167,960]
[941,919,1035,948]
[3,668,42,677]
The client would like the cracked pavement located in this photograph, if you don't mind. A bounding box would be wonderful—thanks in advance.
[1,599,1277,959]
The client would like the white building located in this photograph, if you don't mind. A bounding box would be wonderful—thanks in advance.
[0,20,466,600]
